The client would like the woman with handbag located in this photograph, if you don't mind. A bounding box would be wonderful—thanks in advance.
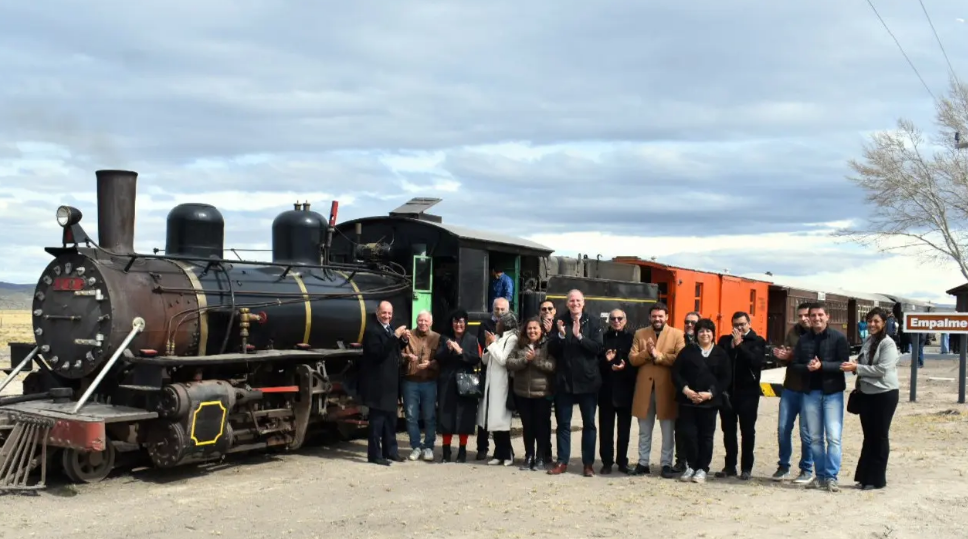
[841,306,900,490]
[478,311,519,466]
[671,318,731,484]
[435,308,482,463]
[506,317,556,471]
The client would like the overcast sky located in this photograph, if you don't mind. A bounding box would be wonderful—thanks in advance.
[1,0,966,304]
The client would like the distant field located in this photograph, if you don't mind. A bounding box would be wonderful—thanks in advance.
[0,310,33,345]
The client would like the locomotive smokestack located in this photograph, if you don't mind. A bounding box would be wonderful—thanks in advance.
[95,169,138,254]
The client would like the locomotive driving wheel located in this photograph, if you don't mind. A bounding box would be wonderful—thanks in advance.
[61,442,116,484]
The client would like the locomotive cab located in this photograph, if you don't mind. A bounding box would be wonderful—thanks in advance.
[332,198,555,334]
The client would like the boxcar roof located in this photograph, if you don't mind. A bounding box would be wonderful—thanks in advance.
[611,256,772,284]
[878,293,933,308]
[340,216,554,255]
[831,288,895,304]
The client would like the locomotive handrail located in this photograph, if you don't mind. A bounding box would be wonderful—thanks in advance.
[71,317,146,414]
[0,345,39,395]
[115,249,406,278]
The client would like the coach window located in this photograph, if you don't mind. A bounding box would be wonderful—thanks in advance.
[749,289,756,316]
[695,282,704,312]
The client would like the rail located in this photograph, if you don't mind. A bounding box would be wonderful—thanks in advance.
[71,317,146,414]
[0,345,39,395]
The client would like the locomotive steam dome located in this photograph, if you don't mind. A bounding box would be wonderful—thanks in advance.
[272,202,325,264]
[165,203,225,258]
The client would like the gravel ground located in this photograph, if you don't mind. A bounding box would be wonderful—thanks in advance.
[0,350,967,539]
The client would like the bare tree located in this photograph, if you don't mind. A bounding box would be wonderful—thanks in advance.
[835,77,968,281]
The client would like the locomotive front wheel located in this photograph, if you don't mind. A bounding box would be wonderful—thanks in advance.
[61,443,116,484]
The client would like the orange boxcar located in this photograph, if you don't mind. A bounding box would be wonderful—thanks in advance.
[611,257,770,340]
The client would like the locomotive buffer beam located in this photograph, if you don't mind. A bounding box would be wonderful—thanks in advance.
[125,348,362,366]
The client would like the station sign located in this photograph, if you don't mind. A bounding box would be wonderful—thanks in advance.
[903,312,968,334]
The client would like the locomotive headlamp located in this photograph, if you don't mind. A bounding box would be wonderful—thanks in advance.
[56,206,83,227]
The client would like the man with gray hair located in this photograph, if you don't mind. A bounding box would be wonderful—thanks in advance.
[547,289,604,477]
[475,297,510,460]
[402,310,441,461]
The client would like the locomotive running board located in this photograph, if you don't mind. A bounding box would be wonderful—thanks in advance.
[0,413,53,492]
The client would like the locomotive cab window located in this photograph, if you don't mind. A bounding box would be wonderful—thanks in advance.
[413,256,432,291]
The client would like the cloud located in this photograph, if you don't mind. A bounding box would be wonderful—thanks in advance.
[1,0,966,309]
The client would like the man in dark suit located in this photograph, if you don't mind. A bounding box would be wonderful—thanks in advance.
[360,301,409,465]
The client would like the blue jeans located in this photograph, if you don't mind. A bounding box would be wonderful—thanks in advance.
[554,392,598,466]
[402,380,437,450]
[801,390,844,481]
[777,389,813,473]
[941,334,950,354]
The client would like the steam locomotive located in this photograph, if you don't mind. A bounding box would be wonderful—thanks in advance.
[0,170,660,490]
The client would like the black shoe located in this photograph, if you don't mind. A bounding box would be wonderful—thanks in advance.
[387,454,406,462]
[600,464,613,475]
[456,446,467,463]
[629,464,650,476]
[740,470,752,480]
[475,451,488,461]
[672,461,685,473]
[441,446,452,463]
[660,465,675,479]
[715,467,737,478]
[368,458,390,466]
[617,463,630,474]
[519,455,535,471]
[534,457,547,470]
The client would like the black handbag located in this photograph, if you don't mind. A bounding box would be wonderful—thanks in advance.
[456,371,482,399]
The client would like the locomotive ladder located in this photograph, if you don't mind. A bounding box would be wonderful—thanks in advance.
[0,413,53,491]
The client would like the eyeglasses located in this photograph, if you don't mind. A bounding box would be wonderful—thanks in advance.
[540,307,554,312]
[684,320,697,326]
[609,316,624,321]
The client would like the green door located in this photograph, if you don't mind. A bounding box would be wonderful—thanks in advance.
[411,255,433,327]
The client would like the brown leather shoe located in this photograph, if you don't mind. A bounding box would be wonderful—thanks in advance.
[583,465,594,477]
[547,463,568,475]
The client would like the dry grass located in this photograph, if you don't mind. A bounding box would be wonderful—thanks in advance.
[0,309,33,345]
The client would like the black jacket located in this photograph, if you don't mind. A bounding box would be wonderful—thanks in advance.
[717,329,767,398]
[548,311,604,395]
[598,329,636,408]
[359,314,407,412]
[790,326,849,395]
[672,343,731,408]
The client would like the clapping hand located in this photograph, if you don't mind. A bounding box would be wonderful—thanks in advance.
[840,361,857,373]
[525,347,536,361]
[542,317,553,333]
[646,338,658,359]
[605,349,617,362]
[484,330,496,346]
[572,318,582,338]
[556,319,566,337]
[731,327,743,346]
[807,357,821,372]
[447,339,463,354]
[773,346,791,360]
[394,325,408,338]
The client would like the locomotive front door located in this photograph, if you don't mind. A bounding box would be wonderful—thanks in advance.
[411,255,433,327]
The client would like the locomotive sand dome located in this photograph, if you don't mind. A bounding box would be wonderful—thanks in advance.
[0,169,413,486]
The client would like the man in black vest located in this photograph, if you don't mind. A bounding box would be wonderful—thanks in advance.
[360,301,409,465]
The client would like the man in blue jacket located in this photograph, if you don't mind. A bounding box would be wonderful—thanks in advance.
[488,267,514,310]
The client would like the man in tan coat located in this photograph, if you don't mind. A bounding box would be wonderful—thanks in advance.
[628,302,686,478]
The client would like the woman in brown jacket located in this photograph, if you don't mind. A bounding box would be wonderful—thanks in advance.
[506,318,556,471]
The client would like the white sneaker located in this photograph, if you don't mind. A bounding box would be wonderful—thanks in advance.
[692,470,706,483]
[408,448,421,461]
[422,448,434,461]
[488,458,502,465]
[679,467,695,482]
[793,471,815,485]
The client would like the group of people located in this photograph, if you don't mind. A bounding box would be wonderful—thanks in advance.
[356,288,901,493]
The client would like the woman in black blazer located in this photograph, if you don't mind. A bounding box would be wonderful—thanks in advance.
[671,318,731,484]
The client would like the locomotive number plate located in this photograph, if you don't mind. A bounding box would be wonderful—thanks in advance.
[52,277,85,291]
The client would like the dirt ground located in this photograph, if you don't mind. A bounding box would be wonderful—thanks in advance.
[1,348,967,539]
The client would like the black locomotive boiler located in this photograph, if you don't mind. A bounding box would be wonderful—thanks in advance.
[0,170,412,487]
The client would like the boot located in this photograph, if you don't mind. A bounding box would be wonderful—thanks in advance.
[456,446,467,463]
[441,445,452,463]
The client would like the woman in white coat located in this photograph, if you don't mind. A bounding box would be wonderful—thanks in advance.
[478,311,518,466]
